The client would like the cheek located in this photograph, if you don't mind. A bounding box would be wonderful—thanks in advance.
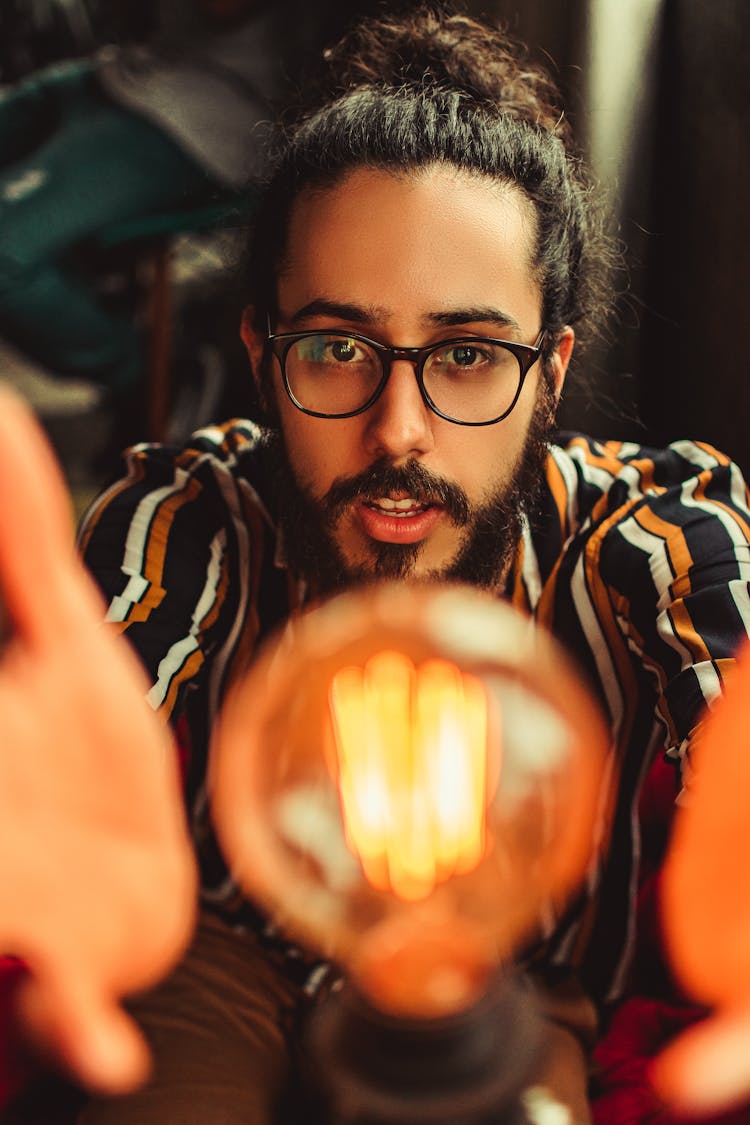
[280,407,365,496]
[437,422,524,503]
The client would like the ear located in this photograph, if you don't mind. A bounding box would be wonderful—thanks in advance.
[548,327,575,401]
[240,306,266,394]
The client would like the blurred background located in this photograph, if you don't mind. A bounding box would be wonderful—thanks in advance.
[0,0,747,515]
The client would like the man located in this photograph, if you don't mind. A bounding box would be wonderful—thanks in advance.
[3,4,750,1122]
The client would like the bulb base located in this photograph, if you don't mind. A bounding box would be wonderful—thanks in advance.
[305,971,544,1124]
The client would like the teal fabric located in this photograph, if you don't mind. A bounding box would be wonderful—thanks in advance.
[0,62,226,389]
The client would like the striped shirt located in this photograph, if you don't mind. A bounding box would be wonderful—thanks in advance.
[78,421,750,1008]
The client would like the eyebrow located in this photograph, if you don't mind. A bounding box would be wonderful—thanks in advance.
[426,306,522,334]
[287,299,523,335]
[288,299,387,326]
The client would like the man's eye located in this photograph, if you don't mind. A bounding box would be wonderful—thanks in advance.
[328,338,362,362]
[434,343,493,370]
[297,337,367,364]
[448,345,483,367]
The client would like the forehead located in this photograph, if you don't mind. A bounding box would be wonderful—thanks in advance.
[277,165,542,331]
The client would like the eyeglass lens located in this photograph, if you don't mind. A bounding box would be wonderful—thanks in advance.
[284,334,524,423]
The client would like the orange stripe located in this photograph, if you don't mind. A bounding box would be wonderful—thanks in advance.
[667,599,710,665]
[632,503,693,597]
[157,530,232,719]
[162,646,206,718]
[545,454,571,542]
[120,476,204,627]
[569,436,631,477]
[694,440,731,467]
[691,464,750,542]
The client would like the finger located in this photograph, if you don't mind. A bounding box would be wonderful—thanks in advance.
[651,1008,750,1115]
[0,387,96,645]
[16,971,152,1095]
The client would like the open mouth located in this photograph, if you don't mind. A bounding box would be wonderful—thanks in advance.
[364,496,434,518]
[357,493,443,545]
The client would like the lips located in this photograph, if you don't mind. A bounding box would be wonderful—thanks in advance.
[357,493,442,544]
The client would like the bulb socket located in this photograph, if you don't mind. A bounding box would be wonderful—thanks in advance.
[305,970,544,1124]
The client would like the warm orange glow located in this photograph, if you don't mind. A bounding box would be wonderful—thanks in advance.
[329,652,495,901]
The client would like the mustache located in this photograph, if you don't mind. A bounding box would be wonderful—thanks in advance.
[323,458,470,526]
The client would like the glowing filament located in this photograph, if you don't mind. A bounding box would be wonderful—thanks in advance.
[329,652,495,900]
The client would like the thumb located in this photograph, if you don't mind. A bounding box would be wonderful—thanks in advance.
[651,1007,750,1116]
[16,972,152,1095]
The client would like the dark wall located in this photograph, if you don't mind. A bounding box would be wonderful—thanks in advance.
[471,1,750,477]
[467,0,639,442]
[639,0,750,473]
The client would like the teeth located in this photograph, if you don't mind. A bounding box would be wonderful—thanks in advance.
[368,496,427,516]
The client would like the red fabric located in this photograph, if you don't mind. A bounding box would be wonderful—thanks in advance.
[591,754,750,1124]
[592,996,750,1124]
[0,956,31,1109]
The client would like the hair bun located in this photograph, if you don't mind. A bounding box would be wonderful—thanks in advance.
[316,4,567,139]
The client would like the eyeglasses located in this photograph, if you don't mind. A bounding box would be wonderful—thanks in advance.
[265,323,546,427]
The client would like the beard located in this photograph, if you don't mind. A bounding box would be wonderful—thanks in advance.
[261,382,556,597]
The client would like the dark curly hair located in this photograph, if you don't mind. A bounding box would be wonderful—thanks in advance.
[245,3,615,364]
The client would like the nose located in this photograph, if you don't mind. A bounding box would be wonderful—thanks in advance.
[363,359,435,462]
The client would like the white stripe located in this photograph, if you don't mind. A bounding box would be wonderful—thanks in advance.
[729,577,750,640]
[561,442,659,523]
[105,463,206,624]
[549,444,580,537]
[681,473,750,561]
[729,460,750,514]
[692,659,723,706]
[192,419,263,448]
[669,439,719,471]
[617,476,750,674]
[566,443,619,494]
[616,515,675,611]
[205,468,253,721]
[520,516,542,607]
[106,482,180,623]
[571,553,625,735]
[146,529,226,709]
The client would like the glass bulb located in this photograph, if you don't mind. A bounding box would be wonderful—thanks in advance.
[211,582,608,1018]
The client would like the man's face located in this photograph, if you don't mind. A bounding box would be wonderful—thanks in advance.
[243,165,573,592]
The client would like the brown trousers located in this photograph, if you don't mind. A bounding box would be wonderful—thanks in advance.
[77,911,312,1125]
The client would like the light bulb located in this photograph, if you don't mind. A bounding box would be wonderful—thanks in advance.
[211,582,608,1020]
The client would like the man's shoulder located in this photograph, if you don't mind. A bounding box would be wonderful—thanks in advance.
[549,432,741,494]
[168,418,266,464]
[119,418,268,483]
[537,433,748,551]
[80,418,273,544]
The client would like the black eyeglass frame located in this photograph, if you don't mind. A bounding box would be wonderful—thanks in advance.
[265,323,547,427]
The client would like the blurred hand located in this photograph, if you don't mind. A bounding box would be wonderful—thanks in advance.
[652,642,750,1116]
[0,387,197,1094]
[653,1008,750,1119]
